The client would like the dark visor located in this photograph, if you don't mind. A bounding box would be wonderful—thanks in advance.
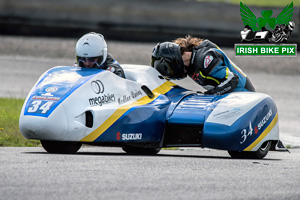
[77,57,98,62]
[153,58,174,78]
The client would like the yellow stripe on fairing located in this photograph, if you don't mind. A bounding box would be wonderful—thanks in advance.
[80,81,176,142]
[244,113,278,151]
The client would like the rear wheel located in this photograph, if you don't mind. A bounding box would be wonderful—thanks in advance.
[41,140,82,154]
[228,141,272,159]
[122,146,161,155]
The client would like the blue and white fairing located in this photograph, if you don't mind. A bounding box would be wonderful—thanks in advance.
[20,65,174,143]
[166,91,279,151]
[20,64,280,152]
[203,93,278,151]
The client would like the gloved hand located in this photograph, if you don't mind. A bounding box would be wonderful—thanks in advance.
[204,85,233,95]
[204,89,215,95]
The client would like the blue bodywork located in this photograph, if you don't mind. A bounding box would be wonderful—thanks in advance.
[24,67,103,117]
[21,66,279,152]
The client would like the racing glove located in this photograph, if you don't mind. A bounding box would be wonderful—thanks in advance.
[204,73,239,95]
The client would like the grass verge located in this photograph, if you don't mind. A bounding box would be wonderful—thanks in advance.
[0,98,41,147]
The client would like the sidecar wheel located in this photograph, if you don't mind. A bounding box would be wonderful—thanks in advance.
[41,140,82,154]
[228,141,272,159]
[122,146,161,155]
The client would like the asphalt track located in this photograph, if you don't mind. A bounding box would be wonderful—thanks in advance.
[0,147,299,200]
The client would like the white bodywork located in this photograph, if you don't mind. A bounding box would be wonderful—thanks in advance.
[19,65,172,142]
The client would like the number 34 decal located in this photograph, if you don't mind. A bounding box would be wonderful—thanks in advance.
[27,100,54,114]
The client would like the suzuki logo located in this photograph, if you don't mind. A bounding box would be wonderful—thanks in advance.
[116,132,121,141]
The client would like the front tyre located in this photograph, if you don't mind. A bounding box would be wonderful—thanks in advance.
[228,141,272,159]
[122,146,161,155]
[41,140,82,154]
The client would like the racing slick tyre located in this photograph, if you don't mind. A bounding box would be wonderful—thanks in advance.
[228,141,272,159]
[122,146,161,155]
[41,140,82,154]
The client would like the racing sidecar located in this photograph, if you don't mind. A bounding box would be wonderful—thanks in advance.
[241,29,272,43]
[19,64,287,159]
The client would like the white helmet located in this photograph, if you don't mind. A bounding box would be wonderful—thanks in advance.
[288,21,295,31]
[75,32,108,67]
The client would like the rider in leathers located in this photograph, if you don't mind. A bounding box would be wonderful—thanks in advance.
[74,32,125,78]
[152,36,255,95]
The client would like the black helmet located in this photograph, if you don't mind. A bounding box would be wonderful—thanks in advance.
[151,42,185,79]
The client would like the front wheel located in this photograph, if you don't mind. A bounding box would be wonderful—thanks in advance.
[41,140,82,154]
[122,146,161,155]
[228,141,272,159]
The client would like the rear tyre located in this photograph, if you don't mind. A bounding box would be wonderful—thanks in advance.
[122,146,161,155]
[228,141,272,159]
[41,140,82,154]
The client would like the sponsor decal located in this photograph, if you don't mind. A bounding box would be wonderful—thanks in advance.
[240,109,273,144]
[91,80,104,94]
[213,108,241,119]
[107,66,115,73]
[89,79,116,106]
[89,94,115,106]
[33,87,60,101]
[41,93,53,97]
[216,86,231,95]
[118,95,131,105]
[116,132,142,141]
[213,110,230,117]
[192,72,199,81]
[204,55,213,68]
[118,90,143,105]
[45,87,58,93]
[254,126,259,135]
[131,90,143,98]
[32,96,60,101]
[116,132,121,141]
[122,133,142,141]
[255,109,272,134]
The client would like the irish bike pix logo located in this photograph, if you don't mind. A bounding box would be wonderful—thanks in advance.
[235,2,297,56]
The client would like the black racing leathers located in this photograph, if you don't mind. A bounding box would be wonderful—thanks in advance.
[74,53,125,78]
[187,40,254,95]
[102,54,125,78]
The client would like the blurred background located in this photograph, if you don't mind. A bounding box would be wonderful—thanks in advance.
[0,0,299,45]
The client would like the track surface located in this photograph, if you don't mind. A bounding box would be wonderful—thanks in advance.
[0,147,299,200]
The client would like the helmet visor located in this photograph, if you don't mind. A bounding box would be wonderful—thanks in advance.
[153,58,175,78]
[77,56,104,68]
[78,57,98,62]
